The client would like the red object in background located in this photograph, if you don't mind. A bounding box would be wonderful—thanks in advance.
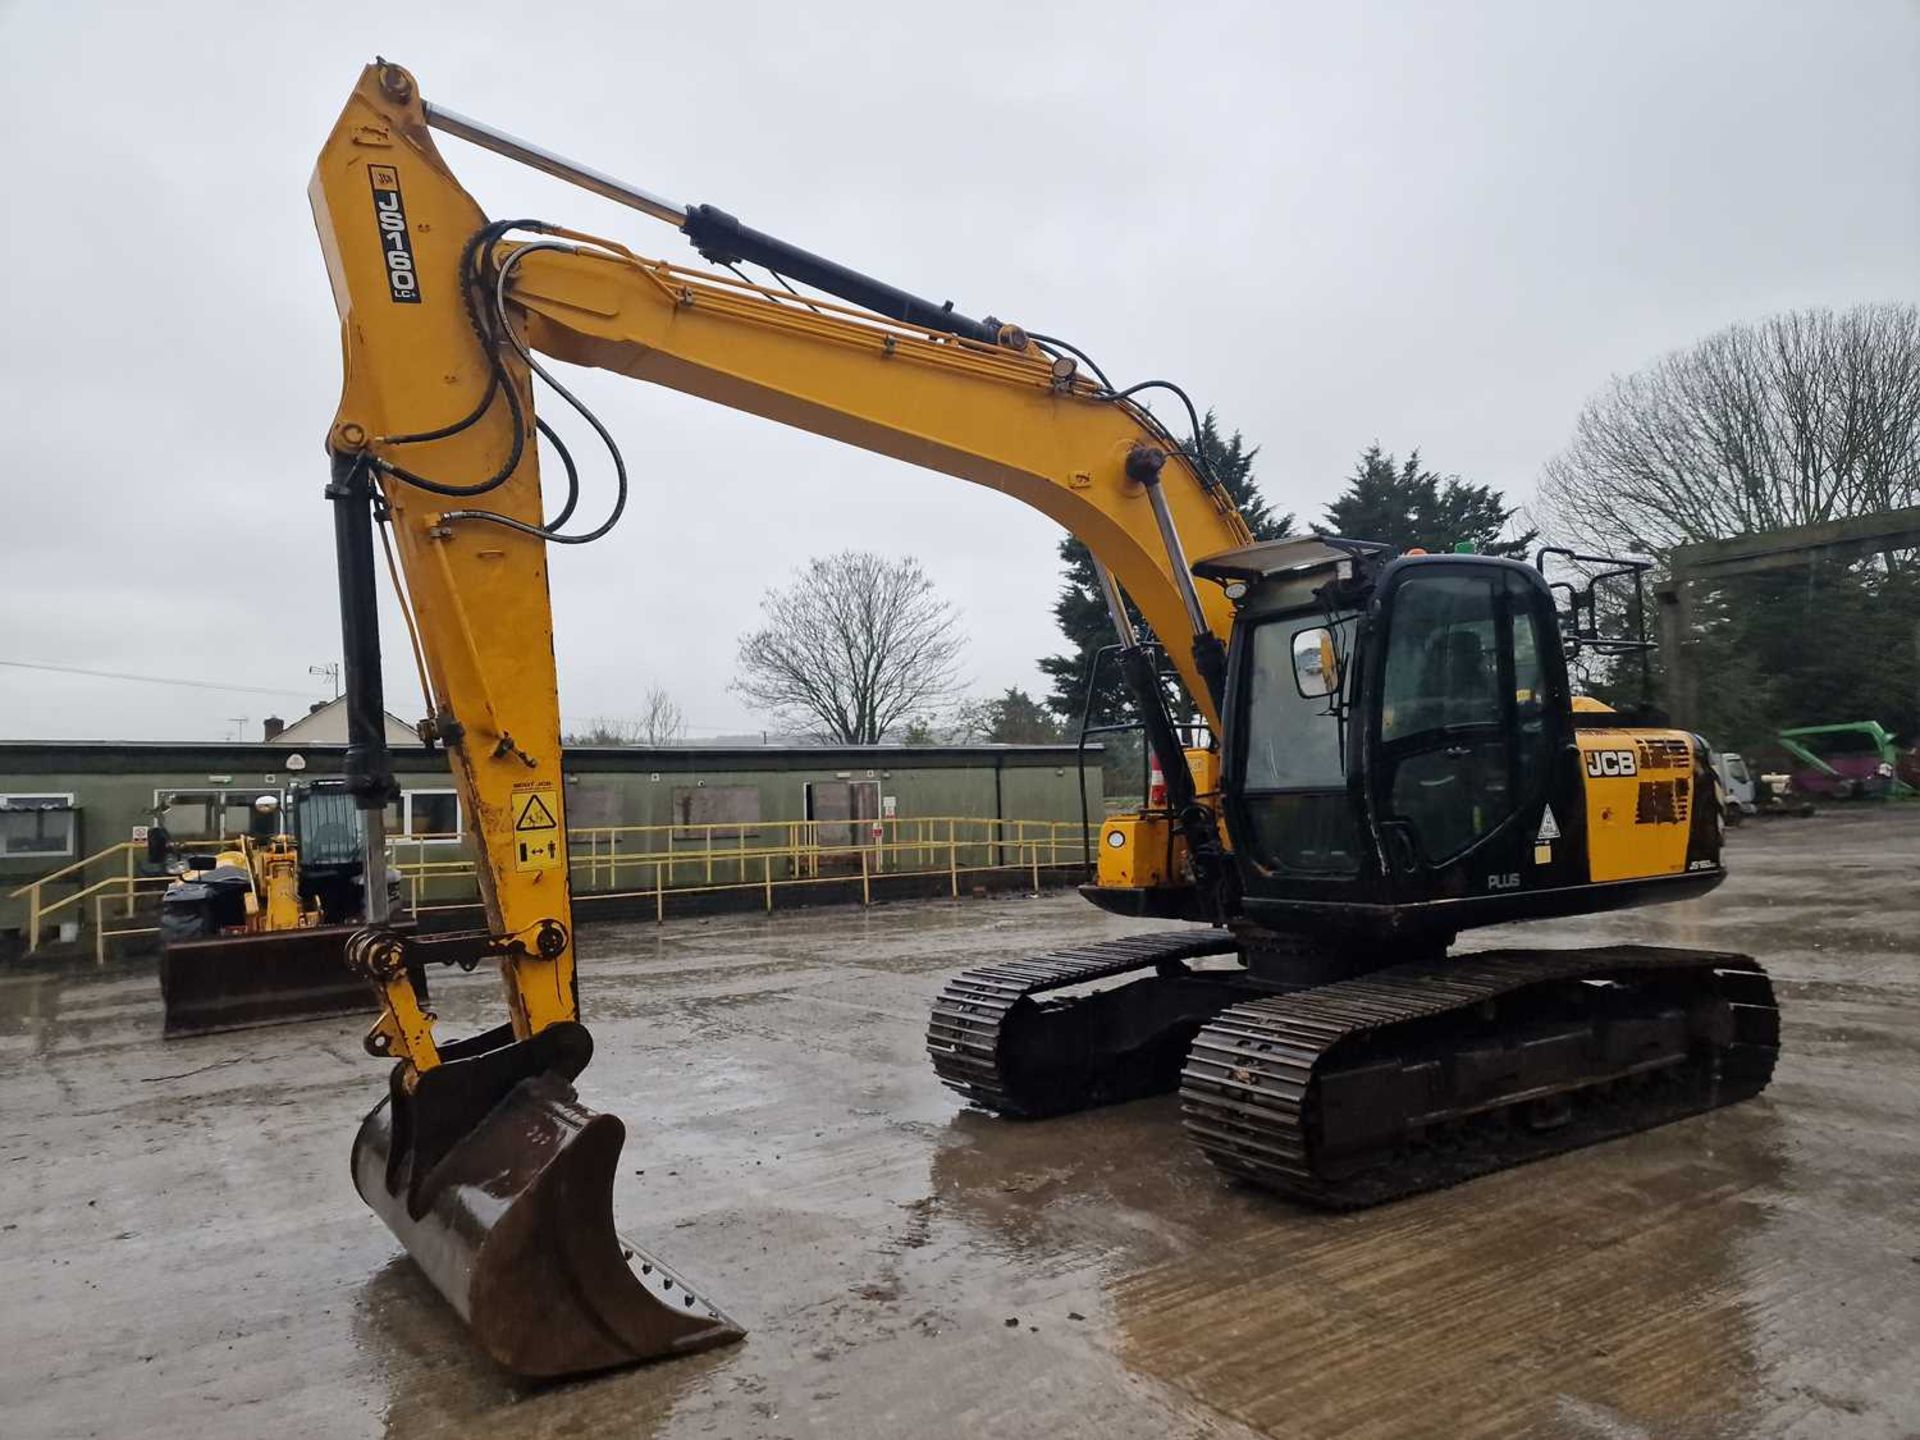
[1790,753,1892,797]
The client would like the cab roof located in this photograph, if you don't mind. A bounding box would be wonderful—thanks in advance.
[1192,534,1394,584]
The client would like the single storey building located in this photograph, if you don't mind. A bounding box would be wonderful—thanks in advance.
[1,738,1104,953]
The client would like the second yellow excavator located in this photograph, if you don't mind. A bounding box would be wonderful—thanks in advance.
[157,781,418,1036]
[307,61,1778,1377]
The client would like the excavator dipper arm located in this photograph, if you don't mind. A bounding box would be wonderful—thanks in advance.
[309,60,1251,1376]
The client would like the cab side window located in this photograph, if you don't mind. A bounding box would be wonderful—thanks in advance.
[1509,572,1552,801]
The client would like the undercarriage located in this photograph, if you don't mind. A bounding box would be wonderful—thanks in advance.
[926,929,1778,1206]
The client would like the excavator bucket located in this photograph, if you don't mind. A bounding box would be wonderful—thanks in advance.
[159,922,424,1038]
[351,1020,743,1378]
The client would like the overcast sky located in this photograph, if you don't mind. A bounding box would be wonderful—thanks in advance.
[1,1,1914,743]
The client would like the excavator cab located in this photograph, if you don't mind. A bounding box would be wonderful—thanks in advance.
[1183,541,1727,949]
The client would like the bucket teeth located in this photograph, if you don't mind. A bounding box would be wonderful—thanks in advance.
[352,1023,744,1378]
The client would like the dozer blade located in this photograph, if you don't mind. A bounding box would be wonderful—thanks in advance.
[160,922,423,1038]
[351,1020,743,1379]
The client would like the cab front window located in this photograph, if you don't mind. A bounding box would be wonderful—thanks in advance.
[1239,613,1359,875]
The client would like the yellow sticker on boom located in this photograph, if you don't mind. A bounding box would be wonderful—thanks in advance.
[512,783,562,873]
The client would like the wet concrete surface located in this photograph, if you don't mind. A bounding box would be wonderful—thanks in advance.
[2,807,1916,1439]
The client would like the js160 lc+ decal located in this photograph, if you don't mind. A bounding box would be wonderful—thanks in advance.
[367,165,420,303]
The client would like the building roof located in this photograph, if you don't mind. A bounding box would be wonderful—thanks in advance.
[0,738,1100,778]
[267,697,418,747]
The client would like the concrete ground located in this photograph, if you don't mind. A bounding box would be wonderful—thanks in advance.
[2,807,1916,1440]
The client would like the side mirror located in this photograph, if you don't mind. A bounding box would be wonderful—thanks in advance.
[1292,627,1341,698]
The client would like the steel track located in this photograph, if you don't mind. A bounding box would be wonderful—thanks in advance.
[1180,945,1779,1208]
[926,929,1242,1115]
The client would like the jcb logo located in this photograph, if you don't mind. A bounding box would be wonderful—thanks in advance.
[367,165,421,304]
[1585,749,1638,778]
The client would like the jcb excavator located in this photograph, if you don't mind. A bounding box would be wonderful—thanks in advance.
[310,61,1778,1378]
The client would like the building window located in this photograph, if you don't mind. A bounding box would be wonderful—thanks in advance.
[403,790,462,839]
[154,789,280,842]
[0,794,77,859]
[568,784,623,828]
[671,785,760,839]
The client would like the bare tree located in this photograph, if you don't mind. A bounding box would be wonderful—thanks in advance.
[563,686,686,746]
[1537,304,1920,749]
[634,685,686,746]
[732,552,966,744]
[1539,304,1920,552]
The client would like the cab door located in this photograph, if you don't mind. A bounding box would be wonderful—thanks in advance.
[1366,561,1561,893]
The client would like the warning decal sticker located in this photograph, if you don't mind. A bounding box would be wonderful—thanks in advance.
[515,791,558,832]
[1535,804,1562,842]
[512,783,562,873]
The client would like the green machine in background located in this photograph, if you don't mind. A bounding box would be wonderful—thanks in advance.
[1776,723,1917,801]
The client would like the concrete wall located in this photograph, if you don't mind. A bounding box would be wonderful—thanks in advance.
[0,741,1103,942]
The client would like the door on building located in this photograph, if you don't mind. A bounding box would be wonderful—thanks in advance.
[804,781,881,851]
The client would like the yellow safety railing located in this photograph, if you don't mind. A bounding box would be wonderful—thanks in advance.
[8,838,177,954]
[10,815,1095,961]
[7,832,262,961]
[86,876,183,965]
[388,815,1092,920]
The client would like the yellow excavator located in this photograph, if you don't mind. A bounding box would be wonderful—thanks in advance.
[309,61,1778,1378]
[157,782,419,1036]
